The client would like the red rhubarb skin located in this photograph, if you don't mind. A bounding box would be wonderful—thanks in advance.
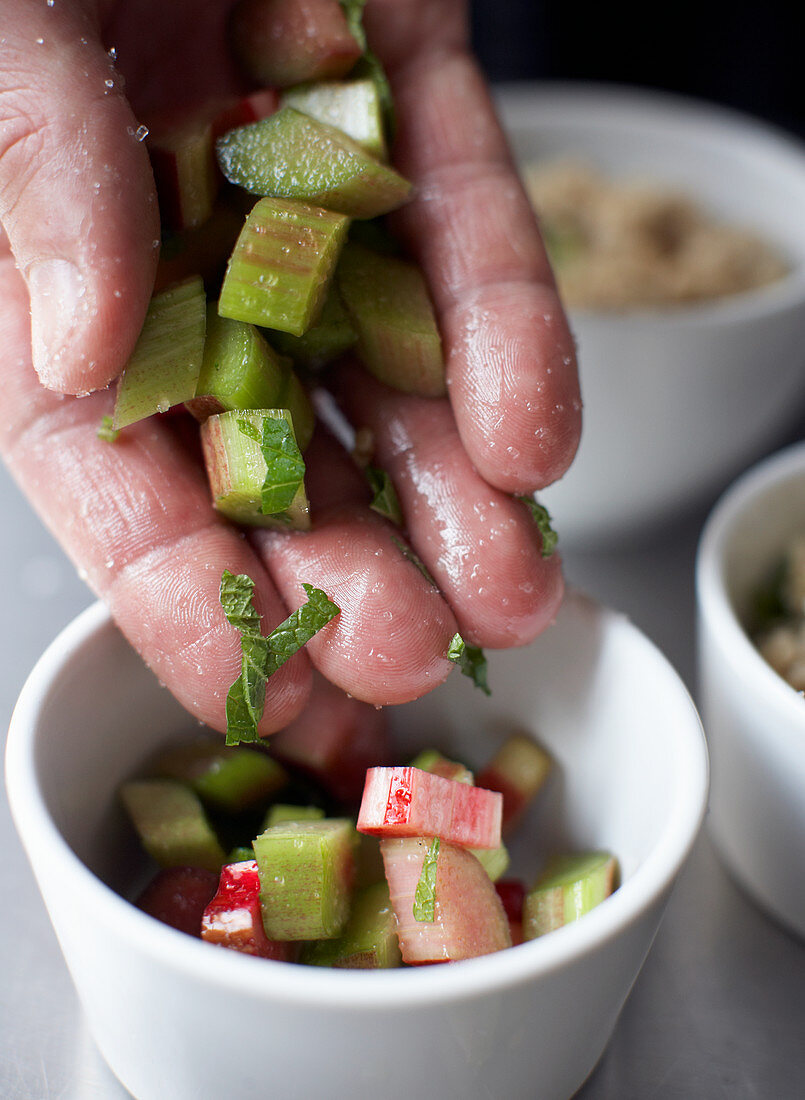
[358,766,502,850]
[201,860,294,959]
[229,0,363,88]
[381,837,512,964]
[137,866,220,936]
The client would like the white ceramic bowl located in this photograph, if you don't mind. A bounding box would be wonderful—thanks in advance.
[497,82,805,546]
[697,441,805,937]
[6,592,707,1100]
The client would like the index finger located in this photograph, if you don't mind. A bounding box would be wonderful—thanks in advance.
[366,0,581,493]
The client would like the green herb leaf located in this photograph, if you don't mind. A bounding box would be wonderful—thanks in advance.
[366,465,402,526]
[391,535,436,587]
[97,415,119,443]
[413,837,440,922]
[238,416,306,516]
[447,632,491,695]
[516,495,558,558]
[338,0,367,49]
[236,417,262,444]
[220,572,341,745]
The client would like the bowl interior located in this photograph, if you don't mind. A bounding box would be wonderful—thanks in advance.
[21,590,706,940]
[498,82,805,280]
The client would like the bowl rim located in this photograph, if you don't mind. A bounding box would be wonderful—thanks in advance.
[496,79,805,327]
[696,439,805,725]
[6,594,708,1010]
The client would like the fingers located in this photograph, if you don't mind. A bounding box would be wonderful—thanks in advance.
[253,497,459,707]
[0,0,159,394]
[365,0,581,493]
[0,259,309,734]
[336,365,564,648]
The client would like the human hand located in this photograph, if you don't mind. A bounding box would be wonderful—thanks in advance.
[0,0,580,733]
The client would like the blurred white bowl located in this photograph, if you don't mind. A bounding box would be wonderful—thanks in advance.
[498,82,805,545]
[697,441,805,937]
[5,592,707,1100]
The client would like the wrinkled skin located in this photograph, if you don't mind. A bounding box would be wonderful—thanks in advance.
[0,0,580,733]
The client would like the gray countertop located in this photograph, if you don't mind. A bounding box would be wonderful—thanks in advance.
[2,454,805,1099]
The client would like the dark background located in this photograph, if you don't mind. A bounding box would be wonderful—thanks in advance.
[470,0,804,140]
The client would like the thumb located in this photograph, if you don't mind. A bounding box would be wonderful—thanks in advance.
[0,0,159,394]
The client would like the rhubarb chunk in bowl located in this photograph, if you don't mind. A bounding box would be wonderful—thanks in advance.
[5,590,707,1100]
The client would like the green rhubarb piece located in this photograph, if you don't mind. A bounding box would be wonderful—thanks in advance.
[281,78,387,160]
[348,217,402,256]
[523,851,618,939]
[274,363,316,451]
[151,739,287,812]
[218,196,348,336]
[300,881,401,968]
[337,243,445,396]
[189,305,285,409]
[413,836,440,922]
[113,276,206,428]
[268,281,357,367]
[409,748,473,785]
[254,818,358,939]
[471,842,510,883]
[120,778,226,873]
[262,802,326,829]
[215,108,411,219]
[201,409,310,529]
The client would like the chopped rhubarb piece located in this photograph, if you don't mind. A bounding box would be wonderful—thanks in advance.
[268,282,357,367]
[381,838,511,963]
[273,362,316,452]
[151,738,287,812]
[408,748,474,786]
[229,0,363,88]
[270,672,392,806]
[301,881,401,968]
[476,733,553,834]
[201,409,311,529]
[471,841,510,883]
[113,276,206,429]
[357,766,502,850]
[216,108,411,219]
[201,859,294,959]
[212,90,279,142]
[136,867,219,936]
[337,243,446,396]
[262,803,325,829]
[120,779,226,873]
[149,119,219,231]
[253,818,358,940]
[523,852,618,940]
[281,79,387,161]
[190,306,286,418]
[218,196,348,336]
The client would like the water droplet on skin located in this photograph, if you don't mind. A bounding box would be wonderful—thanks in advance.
[104,78,114,90]
[35,37,44,45]
[135,124,149,142]
[108,46,117,59]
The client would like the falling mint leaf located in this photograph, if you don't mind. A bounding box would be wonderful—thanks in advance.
[220,572,340,745]
[413,837,440,922]
[448,632,491,695]
[516,495,558,558]
[366,465,402,526]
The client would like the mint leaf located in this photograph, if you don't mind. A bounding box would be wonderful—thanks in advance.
[391,535,436,587]
[338,0,367,49]
[220,572,341,745]
[220,569,262,635]
[516,495,558,558]
[413,837,440,922]
[448,632,491,695]
[239,416,306,516]
[366,465,402,526]
[97,415,119,443]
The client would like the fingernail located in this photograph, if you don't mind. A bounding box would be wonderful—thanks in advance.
[27,258,86,390]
